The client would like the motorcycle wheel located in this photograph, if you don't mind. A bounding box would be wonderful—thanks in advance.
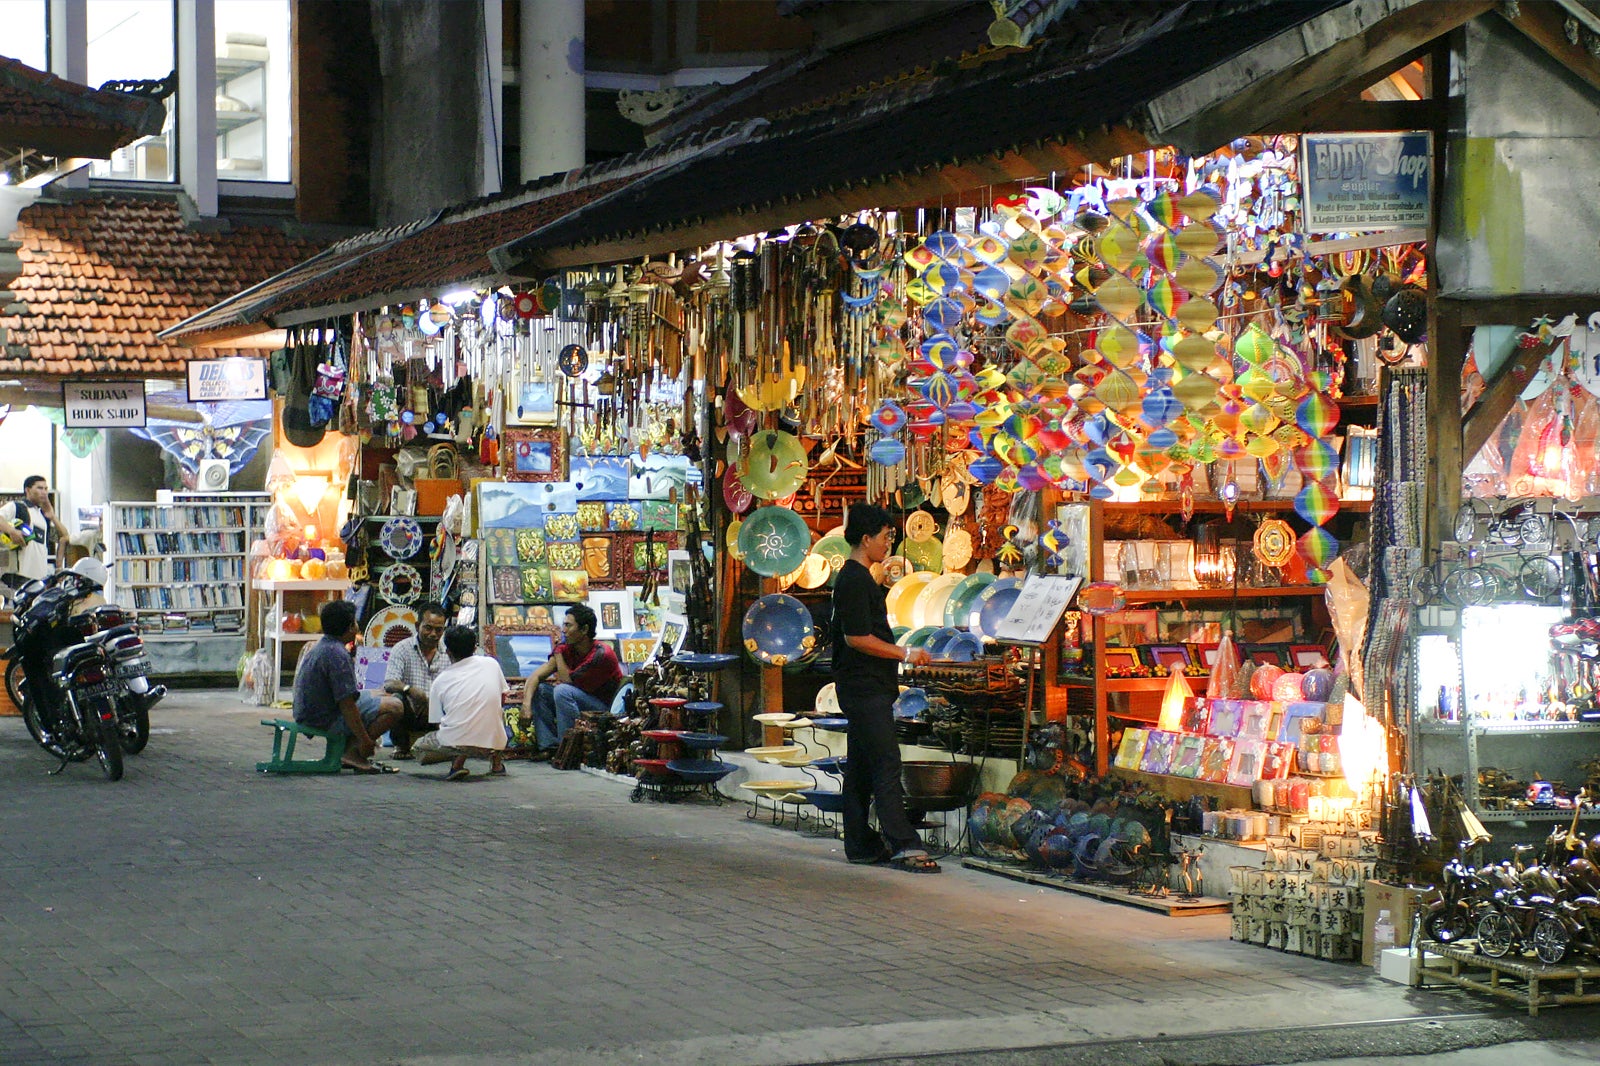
[6,658,23,710]
[1477,911,1516,958]
[20,692,69,759]
[1532,916,1571,965]
[117,696,151,755]
[1424,908,1470,945]
[86,695,123,782]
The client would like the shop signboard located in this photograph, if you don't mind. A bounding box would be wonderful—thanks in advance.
[186,356,267,402]
[62,379,146,428]
[1300,131,1431,234]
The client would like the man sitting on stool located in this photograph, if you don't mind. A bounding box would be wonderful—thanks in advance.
[518,604,621,761]
[428,625,510,780]
[293,599,406,773]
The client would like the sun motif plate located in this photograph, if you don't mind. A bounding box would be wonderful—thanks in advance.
[364,605,417,648]
[737,506,812,577]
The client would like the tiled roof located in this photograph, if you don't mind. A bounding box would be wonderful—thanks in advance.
[493,0,1347,271]
[0,56,166,158]
[162,123,749,346]
[0,194,328,375]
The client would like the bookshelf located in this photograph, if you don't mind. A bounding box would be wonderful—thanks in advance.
[106,493,270,677]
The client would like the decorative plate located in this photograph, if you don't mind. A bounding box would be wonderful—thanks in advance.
[976,582,1023,640]
[911,572,963,629]
[813,683,841,717]
[752,712,797,725]
[742,594,816,666]
[737,506,812,578]
[812,535,850,574]
[743,780,810,795]
[942,526,974,570]
[1253,518,1296,568]
[744,745,806,760]
[941,572,995,629]
[742,430,809,500]
[885,571,937,630]
[904,510,939,543]
[379,516,423,559]
[941,632,985,662]
[726,518,746,562]
[796,553,832,590]
[558,343,588,377]
[969,576,1020,630]
[364,605,417,648]
[723,464,754,515]
[378,563,422,605]
[902,534,943,571]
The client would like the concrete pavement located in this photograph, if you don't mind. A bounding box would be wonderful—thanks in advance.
[0,690,1595,1065]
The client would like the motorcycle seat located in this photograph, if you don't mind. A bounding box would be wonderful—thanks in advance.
[85,624,139,645]
[51,642,104,676]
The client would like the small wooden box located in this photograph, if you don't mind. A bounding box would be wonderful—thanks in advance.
[413,478,461,516]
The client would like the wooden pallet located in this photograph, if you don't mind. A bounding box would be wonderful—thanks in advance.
[962,858,1232,916]
[1418,939,1600,1016]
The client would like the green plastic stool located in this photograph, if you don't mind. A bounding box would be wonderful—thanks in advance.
[257,718,346,774]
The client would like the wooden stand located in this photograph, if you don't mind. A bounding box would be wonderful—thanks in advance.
[962,857,1232,917]
[1418,939,1600,1017]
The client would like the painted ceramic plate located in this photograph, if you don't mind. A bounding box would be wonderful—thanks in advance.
[796,553,832,590]
[726,518,746,562]
[379,516,423,559]
[885,571,937,630]
[364,605,417,648]
[942,526,974,570]
[752,712,797,725]
[901,535,943,573]
[723,464,754,516]
[899,625,940,650]
[741,593,816,666]
[743,780,809,795]
[941,632,985,662]
[377,563,422,605]
[974,578,1023,639]
[813,683,840,717]
[672,653,740,673]
[911,572,964,629]
[737,506,811,577]
[943,572,996,628]
[742,430,809,500]
[812,535,850,574]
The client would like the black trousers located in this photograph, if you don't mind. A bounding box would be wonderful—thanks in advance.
[386,690,435,753]
[841,691,921,860]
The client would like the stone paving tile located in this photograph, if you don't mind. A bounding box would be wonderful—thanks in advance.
[0,690,1468,1065]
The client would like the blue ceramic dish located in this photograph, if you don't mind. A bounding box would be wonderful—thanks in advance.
[941,632,985,662]
[807,716,850,731]
[810,756,848,774]
[893,687,928,719]
[665,758,737,783]
[742,594,816,667]
[673,652,741,673]
[677,732,727,750]
[800,788,846,813]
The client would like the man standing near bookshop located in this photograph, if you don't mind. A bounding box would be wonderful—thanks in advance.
[0,476,70,591]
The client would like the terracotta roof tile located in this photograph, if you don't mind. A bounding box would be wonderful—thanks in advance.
[0,193,328,375]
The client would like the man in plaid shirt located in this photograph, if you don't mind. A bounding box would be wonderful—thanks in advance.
[382,601,451,759]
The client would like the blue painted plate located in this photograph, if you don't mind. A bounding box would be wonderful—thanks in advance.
[741,594,816,667]
[665,758,736,783]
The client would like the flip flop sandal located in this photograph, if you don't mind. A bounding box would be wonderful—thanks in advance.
[446,766,471,781]
[344,761,399,775]
[489,764,508,776]
[889,853,941,874]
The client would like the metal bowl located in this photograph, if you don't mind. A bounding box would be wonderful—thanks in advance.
[901,760,979,800]
[666,758,736,783]
[800,788,846,813]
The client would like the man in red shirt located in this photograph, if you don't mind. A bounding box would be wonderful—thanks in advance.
[517,603,622,761]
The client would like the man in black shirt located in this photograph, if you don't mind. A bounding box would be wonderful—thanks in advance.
[831,504,937,872]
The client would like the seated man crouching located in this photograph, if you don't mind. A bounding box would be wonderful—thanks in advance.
[427,624,511,780]
[293,599,406,773]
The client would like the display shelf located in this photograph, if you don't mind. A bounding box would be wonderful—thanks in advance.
[1109,767,1255,809]
[1473,721,1600,735]
[106,493,270,677]
[252,577,350,703]
[1475,808,1600,822]
[1110,499,1372,514]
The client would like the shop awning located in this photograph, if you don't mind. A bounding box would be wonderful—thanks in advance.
[489,0,1487,274]
[0,56,166,159]
[160,128,747,350]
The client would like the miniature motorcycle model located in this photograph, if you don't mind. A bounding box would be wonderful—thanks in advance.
[4,569,136,780]
[1475,845,1567,962]
[1422,843,1486,945]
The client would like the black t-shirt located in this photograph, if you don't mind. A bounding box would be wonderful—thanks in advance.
[831,558,898,700]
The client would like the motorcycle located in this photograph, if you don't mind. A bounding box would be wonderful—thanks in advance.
[1422,842,1489,945]
[4,569,161,779]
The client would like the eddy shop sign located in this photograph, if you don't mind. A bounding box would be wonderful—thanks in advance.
[62,380,146,428]
[1301,131,1432,234]
[187,356,267,402]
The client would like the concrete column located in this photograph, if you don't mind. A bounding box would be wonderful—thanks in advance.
[49,0,88,190]
[520,0,585,183]
[481,0,504,197]
[177,0,218,216]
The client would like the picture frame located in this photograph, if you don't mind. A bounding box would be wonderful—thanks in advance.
[651,611,688,662]
[587,589,635,639]
[570,454,630,501]
[618,631,656,674]
[502,426,566,483]
[1101,608,1159,646]
[512,379,558,425]
[1142,644,1191,671]
[486,629,555,679]
[1102,647,1141,672]
[1191,642,1220,669]
[523,604,566,634]
[1244,642,1292,668]
[666,549,693,598]
[1289,643,1331,669]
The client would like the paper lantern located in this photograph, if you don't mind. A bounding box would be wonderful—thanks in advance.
[1250,664,1284,700]
[1298,525,1339,570]
[1295,439,1340,482]
[1157,668,1193,732]
[1294,480,1341,526]
[1296,391,1340,439]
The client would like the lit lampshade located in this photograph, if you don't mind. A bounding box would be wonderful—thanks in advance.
[293,475,330,514]
[1157,666,1193,732]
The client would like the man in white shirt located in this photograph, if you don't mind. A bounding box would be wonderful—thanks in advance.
[428,624,511,780]
[0,476,69,591]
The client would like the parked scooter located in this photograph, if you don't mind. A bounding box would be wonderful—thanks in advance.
[4,565,161,779]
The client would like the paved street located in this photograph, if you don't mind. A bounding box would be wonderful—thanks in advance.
[1,691,1597,1065]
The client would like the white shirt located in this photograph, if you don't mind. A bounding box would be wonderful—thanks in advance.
[429,653,510,750]
[1,501,48,580]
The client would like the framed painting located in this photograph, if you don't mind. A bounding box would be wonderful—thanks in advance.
[503,426,566,483]
[587,589,635,639]
[570,454,630,500]
[512,379,557,425]
[666,549,693,598]
[650,611,689,662]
